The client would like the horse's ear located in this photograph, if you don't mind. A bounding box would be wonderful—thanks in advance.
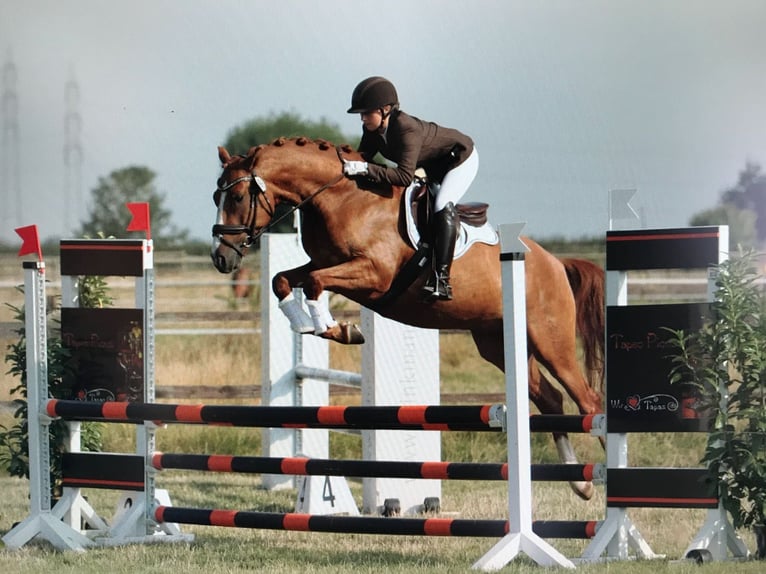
[246,147,258,170]
[218,146,231,165]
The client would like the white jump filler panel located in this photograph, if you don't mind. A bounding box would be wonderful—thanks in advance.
[261,233,442,514]
[361,308,441,515]
[261,233,330,490]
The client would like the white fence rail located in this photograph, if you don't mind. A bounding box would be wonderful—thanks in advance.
[2,251,761,338]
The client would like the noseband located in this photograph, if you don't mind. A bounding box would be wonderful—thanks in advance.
[212,147,346,255]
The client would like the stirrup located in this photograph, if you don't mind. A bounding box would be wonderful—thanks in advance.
[420,273,453,302]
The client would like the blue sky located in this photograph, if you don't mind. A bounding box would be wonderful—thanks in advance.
[1,1,765,244]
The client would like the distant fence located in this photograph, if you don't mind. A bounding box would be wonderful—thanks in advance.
[0,277,738,339]
[4,248,760,339]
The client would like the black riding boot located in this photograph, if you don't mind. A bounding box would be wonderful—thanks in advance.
[421,202,459,302]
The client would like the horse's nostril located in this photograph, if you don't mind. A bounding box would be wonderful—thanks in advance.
[212,253,228,273]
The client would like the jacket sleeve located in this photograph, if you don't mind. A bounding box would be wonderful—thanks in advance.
[365,118,422,187]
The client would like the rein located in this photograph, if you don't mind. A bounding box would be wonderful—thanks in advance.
[212,146,346,253]
[262,171,345,235]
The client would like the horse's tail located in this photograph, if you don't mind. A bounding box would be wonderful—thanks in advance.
[562,258,605,394]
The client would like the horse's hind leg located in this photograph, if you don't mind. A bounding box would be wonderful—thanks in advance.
[529,357,594,501]
[470,331,594,500]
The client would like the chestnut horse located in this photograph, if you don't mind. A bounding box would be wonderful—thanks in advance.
[211,137,604,499]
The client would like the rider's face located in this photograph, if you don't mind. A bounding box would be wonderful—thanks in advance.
[360,108,386,132]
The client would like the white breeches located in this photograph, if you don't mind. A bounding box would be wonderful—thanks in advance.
[433,147,479,212]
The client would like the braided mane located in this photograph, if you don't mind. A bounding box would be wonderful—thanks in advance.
[268,136,354,155]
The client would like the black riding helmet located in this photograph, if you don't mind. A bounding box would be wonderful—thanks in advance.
[347,76,399,114]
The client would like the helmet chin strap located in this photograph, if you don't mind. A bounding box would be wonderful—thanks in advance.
[380,103,396,120]
[377,105,393,134]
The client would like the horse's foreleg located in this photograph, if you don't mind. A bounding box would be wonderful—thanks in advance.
[272,263,315,334]
[276,290,361,342]
[312,302,365,344]
[278,292,314,333]
[304,297,342,336]
[274,259,384,345]
[296,258,392,345]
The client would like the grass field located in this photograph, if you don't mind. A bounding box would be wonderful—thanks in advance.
[1,253,764,571]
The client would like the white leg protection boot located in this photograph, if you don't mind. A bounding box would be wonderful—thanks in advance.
[278,293,314,333]
[306,298,338,335]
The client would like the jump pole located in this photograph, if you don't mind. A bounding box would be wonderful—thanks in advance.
[360,307,441,515]
[473,223,575,570]
[261,232,330,490]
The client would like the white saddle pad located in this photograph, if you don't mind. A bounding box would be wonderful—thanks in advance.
[404,183,499,259]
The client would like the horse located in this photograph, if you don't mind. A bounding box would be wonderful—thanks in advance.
[210,136,605,500]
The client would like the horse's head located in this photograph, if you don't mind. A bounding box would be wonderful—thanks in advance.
[211,146,275,273]
[211,138,362,273]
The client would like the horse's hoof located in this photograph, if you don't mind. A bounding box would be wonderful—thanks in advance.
[340,322,365,344]
[569,480,594,501]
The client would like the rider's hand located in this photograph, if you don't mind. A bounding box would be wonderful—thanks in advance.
[343,161,368,177]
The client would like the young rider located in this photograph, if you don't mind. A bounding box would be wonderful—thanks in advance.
[343,76,479,302]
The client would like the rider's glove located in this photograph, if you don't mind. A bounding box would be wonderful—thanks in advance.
[343,161,368,177]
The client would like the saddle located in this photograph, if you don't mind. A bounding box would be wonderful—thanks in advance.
[372,173,497,310]
[409,171,489,243]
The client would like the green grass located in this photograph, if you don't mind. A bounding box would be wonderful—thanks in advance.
[1,466,764,573]
[1,417,763,571]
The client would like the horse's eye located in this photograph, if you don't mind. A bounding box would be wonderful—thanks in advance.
[234,194,245,203]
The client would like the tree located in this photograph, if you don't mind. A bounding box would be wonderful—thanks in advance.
[78,166,189,248]
[223,111,357,156]
[222,112,358,233]
[721,162,766,244]
[690,204,757,251]
[690,161,766,250]
[667,252,766,556]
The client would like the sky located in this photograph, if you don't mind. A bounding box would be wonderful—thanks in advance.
[1,1,765,245]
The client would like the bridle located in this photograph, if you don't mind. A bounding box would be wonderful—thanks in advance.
[211,172,271,257]
[212,147,346,256]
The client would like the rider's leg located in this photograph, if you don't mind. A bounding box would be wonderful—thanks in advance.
[421,202,459,301]
[421,148,479,302]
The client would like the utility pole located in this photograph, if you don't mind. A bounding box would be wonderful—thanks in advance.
[64,71,83,234]
[1,51,21,237]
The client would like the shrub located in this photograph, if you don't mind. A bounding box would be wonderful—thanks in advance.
[667,251,766,531]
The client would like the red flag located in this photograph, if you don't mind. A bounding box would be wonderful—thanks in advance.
[126,202,151,239]
[15,225,42,260]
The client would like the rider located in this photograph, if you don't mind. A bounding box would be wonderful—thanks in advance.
[343,76,478,302]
